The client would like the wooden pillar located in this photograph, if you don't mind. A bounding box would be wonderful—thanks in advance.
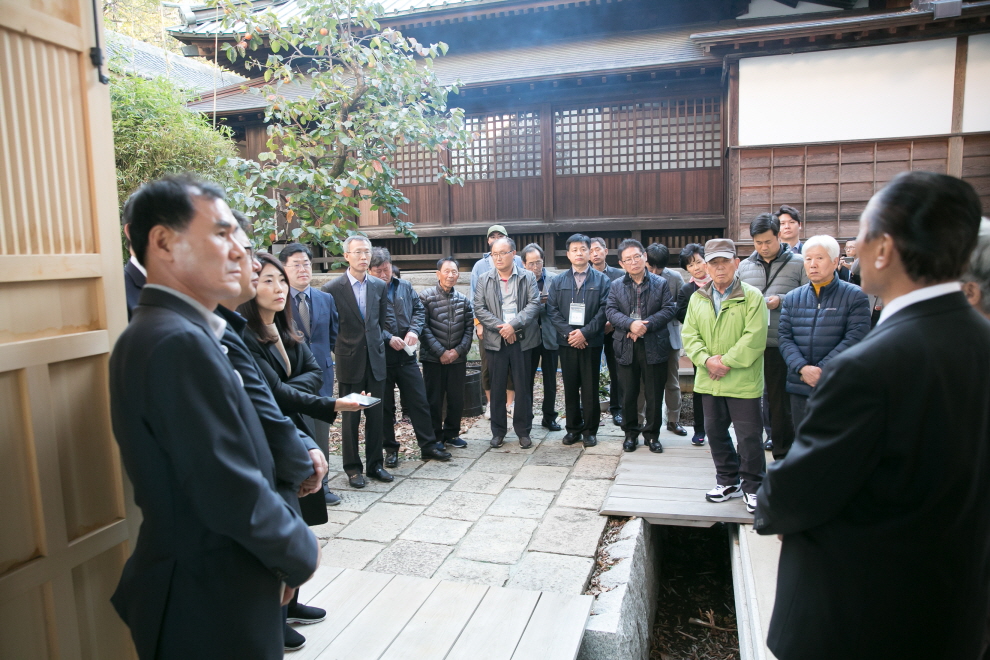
[947,36,968,178]
[540,103,555,224]
[726,62,740,241]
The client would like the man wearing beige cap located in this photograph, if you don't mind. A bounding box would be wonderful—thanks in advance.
[471,225,524,418]
[682,238,769,515]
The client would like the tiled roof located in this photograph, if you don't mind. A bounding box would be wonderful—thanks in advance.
[106,31,246,92]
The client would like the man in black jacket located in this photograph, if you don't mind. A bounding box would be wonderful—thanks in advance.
[109,175,318,659]
[370,247,451,465]
[420,257,475,448]
[591,237,626,427]
[322,236,396,488]
[547,234,611,447]
[755,171,990,660]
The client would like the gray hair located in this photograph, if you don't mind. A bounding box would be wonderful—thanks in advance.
[803,235,841,261]
[962,218,990,315]
[370,246,391,268]
[492,236,516,252]
[343,235,371,252]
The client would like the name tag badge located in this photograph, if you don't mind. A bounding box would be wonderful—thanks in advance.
[569,302,586,325]
[503,304,517,324]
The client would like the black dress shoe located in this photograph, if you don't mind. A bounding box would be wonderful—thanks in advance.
[421,444,452,461]
[666,422,688,436]
[384,451,399,468]
[518,436,532,449]
[445,437,467,448]
[648,440,664,453]
[623,437,638,452]
[348,473,366,489]
[583,434,598,448]
[286,602,326,625]
[542,418,561,432]
[561,432,581,446]
[368,466,394,483]
[284,625,306,652]
[612,414,624,426]
[324,490,341,506]
[764,439,774,451]
[490,435,505,448]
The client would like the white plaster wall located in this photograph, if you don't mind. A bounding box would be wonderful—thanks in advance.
[739,39,957,146]
[963,33,990,133]
[739,0,868,20]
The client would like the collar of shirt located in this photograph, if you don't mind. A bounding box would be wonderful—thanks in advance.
[144,284,226,339]
[876,281,962,326]
[129,255,147,277]
[293,286,310,301]
[346,269,366,287]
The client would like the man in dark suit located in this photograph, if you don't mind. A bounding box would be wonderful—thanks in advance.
[122,225,146,320]
[755,171,990,660]
[590,236,625,427]
[109,175,319,659]
[321,235,396,488]
[279,242,341,505]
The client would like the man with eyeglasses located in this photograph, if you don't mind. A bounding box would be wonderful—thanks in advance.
[521,243,560,431]
[546,234,611,447]
[590,237,626,428]
[321,236,396,488]
[279,243,341,505]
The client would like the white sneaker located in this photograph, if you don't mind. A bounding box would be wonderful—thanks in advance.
[484,402,491,420]
[705,483,742,503]
[744,492,757,514]
[506,403,514,418]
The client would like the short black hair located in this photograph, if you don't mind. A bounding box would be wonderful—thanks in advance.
[565,234,591,250]
[617,239,644,260]
[492,236,516,252]
[437,256,459,270]
[279,242,313,263]
[590,236,607,249]
[646,243,669,270]
[679,243,706,269]
[370,246,392,268]
[750,213,780,238]
[520,243,545,263]
[865,171,982,284]
[122,173,226,266]
[778,205,802,225]
[231,210,250,232]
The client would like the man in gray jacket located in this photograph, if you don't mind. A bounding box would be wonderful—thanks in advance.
[737,213,807,459]
[474,237,542,449]
[522,243,561,431]
[647,243,687,436]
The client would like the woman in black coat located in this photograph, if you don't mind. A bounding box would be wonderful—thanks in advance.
[674,243,710,447]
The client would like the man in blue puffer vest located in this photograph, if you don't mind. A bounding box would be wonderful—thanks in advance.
[778,235,871,428]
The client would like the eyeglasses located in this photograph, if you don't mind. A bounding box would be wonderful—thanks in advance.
[347,250,371,257]
[285,262,311,269]
[620,253,644,264]
[491,251,514,258]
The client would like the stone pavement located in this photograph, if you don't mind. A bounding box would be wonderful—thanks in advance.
[314,416,640,595]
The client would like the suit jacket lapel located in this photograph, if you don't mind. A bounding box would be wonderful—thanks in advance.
[266,342,290,378]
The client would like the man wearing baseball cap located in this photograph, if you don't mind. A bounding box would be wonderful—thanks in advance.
[471,225,524,418]
[682,238,769,515]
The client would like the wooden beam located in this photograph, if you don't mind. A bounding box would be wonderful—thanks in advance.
[540,103,555,225]
[948,36,969,177]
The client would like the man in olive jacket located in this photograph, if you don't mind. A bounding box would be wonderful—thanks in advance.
[682,238,769,515]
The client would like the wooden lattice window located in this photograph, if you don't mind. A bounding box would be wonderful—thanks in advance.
[554,97,721,175]
[453,111,542,180]
[394,144,438,186]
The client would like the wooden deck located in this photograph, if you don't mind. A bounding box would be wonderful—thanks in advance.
[290,566,594,660]
[599,446,753,526]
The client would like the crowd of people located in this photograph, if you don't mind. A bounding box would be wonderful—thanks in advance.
[110,170,990,659]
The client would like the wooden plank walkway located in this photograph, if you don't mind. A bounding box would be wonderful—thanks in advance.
[599,447,753,525]
[290,566,594,660]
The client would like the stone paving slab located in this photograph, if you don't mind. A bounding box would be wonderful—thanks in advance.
[399,516,472,545]
[471,452,530,474]
[389,460,425,476]
[337,503,425,543]
[450,471,512,495]
[311,521,345,540]
[447,441,490,458]
[381,477,451,506]
[320,539,385,569]
[526,446,582,467]
[582,440,624,456]
[487,489,555,519]
[413,457,474,480]
[423,491,496,521]
[528,506,610,557]
[506,552,595,595]
[327,456,344,472]
[456,516,539,564]
[334,490,384,512]
[556,478,612,510]
[433,557,510,587]
[571,454,620,480]
[509,465,570,491]
[327,473,403,493]
[497,436,544,454]
[325,509,360,525]
[365,540,453,578]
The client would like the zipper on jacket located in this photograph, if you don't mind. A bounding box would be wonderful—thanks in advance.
[809,288,823,363]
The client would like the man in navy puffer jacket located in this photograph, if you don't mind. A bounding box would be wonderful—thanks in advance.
[778,235,871,428]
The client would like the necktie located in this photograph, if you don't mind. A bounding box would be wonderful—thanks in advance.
[296,292,311,336]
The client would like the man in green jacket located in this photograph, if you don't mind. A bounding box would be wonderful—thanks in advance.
[682,238,769,514]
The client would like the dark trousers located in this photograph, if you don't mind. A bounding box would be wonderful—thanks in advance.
[529,344,559,420]
[765,348,795,459]
[618,341,666,440]
[339,370,385,476]
[559,344,602,436]
[789,393,810,432]
[489,341,532,437]
[422,361,467,442]
[383,359,438,451]
[602,335,623,416]
[702,394,766,495]
[691,366,706,438]
[480,341,513,392]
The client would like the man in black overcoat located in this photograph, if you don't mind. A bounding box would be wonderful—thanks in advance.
[755,171,990,660]
[109,175,319,659]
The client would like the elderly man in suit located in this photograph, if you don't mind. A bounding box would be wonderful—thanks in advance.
[279,242,341,505]
[521,243,561,431]
[755,172,990,660]
[109,175,319,659]
[322,235,396,488]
